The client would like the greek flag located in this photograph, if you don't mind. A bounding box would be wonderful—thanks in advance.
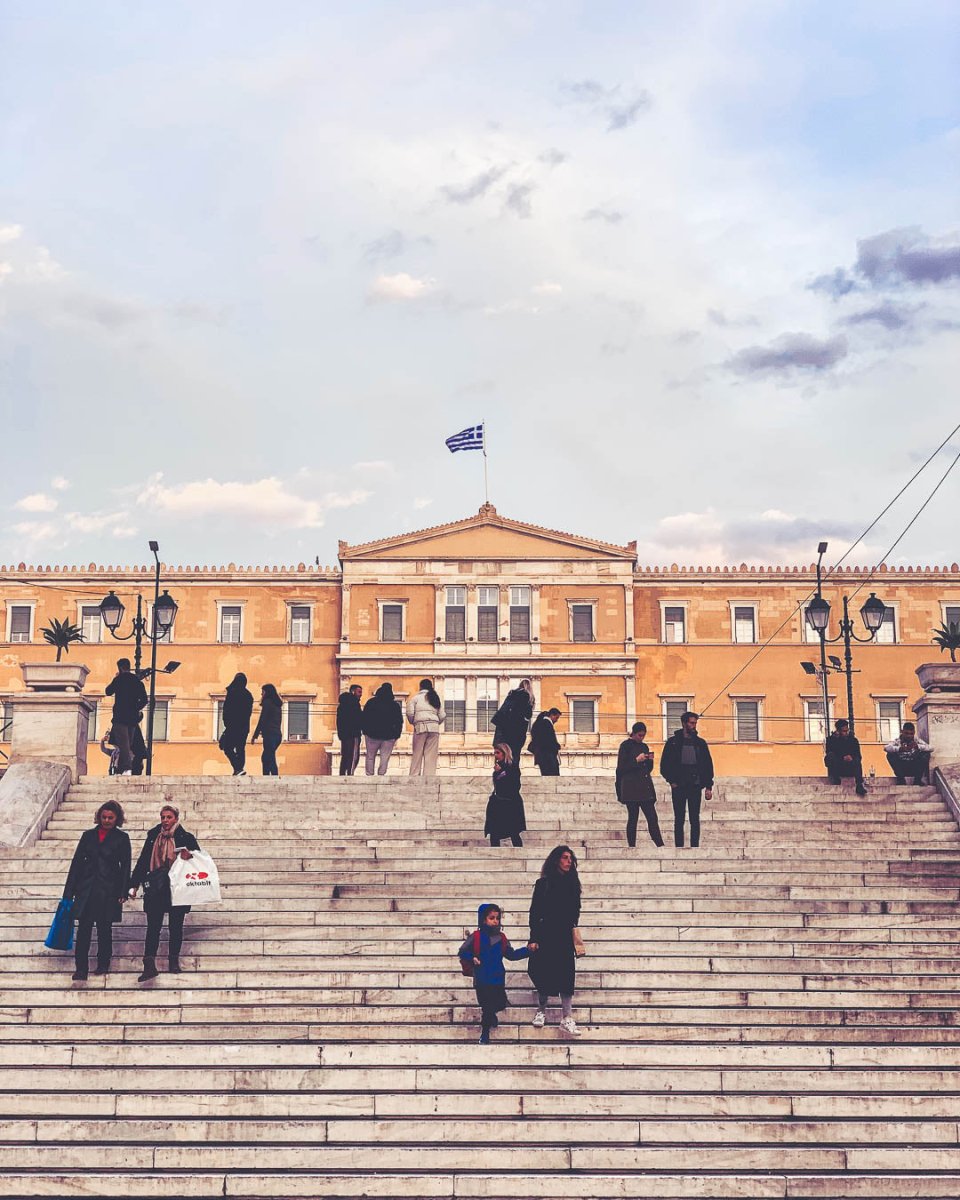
[445,423,484,453]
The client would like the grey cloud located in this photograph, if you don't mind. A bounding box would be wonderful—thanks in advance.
[504,183,534,219]
[560,78,652,133]
[584,207,625,224]
[538,147,568,166]
[440,165,509,205]
[855,227,960,286]
[840,301,920,331]
[560,79,609,102]
[363,229,433,262]
[727,333,849,375]
[809,268,858,299]
[606,94,652,131]
[59,291,150,330]
[707,308,760,329]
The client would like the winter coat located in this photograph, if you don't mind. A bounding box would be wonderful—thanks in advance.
[458,904,530,986]
[527,872,581,997]
[253,696,283,740]
[362,686,403,741]
[130,824,201,913]
[336,692,364,740]
[492,687,533,744]
[616,738,657,805]
[528,713,560,762]
[825,732,862,765]
[659,729,715,790]
[484,763,526,841]
[63,827,132,924]
[105,672,148,725]
[405,689,446,734]
[222,682,254,735]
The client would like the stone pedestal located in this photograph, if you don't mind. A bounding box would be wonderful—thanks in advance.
[9,694,94,781]
[912,692,960,765]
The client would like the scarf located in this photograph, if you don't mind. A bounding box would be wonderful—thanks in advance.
[149,822,180,873]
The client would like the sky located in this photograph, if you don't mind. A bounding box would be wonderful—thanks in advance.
[1,0,958,571]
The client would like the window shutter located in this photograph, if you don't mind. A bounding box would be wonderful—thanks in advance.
[736,701,759,742]
[571,700,595,733]
[572,605,593,642]
[287,700,310,740]
[9,607,31,641]
[382,605,403,641]
[445,608,465,641]
[477,608,498,641]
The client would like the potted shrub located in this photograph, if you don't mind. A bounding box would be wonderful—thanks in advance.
[916,621,960,693]
[21,618,89,692]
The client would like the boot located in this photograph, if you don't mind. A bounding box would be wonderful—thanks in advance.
[71,966,88,981]
[167,956,182,973]
[137,957,159,983]
[92,960,111,975]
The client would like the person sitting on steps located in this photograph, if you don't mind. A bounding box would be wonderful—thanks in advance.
[824,718,867,797]
[885,722,932,785]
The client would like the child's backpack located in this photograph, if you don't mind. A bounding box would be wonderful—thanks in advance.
[459,929,481,976]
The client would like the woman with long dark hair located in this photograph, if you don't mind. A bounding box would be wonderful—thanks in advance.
[129,803,200,981]
[615,722,664,848]
[251,683,283,776]
[63,800,131,981]
[527,844,583,1037]
[484,743,526,847]
[406,678,446,776]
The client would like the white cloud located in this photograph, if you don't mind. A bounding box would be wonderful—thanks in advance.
[65,511,136,536]
[14,492,58,513]
[368,272,435,302]
[10,520,58,541]
[532,281,563,295]
[0,224,22,243]
[51,476,70,491]
[136,474,369,529]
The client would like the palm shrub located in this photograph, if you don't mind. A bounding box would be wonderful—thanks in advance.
[42,618,85,662]
[932,620,960,663]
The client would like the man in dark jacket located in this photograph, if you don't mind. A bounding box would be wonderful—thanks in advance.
[104,658,148,775]
[659,711,715,848]
[825,718,867,796]
[361,682,403,775]
[219,673,254,776]
[336,684,364,776]
[529,708,562,775]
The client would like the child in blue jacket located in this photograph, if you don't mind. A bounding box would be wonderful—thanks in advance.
[458,902,537,1044]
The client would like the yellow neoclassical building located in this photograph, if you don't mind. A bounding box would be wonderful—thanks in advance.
[1,505,957,776]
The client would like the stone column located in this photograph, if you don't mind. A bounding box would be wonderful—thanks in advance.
[10,693,95,781]
[913,662,960,765]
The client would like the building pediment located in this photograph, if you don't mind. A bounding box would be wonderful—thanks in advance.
[339,504,636,563]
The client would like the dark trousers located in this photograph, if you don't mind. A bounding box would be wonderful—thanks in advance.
[112,722,133,772]
[339,736,361,776]
[825,753,865,791]
[537,753,560,776]
[220,729,247,774]
[261,731,282,776]
[144,907,187,959]
[886,750,930,783]
[625,799,664,847]
[75,912,113,970]
[671,785,702,847]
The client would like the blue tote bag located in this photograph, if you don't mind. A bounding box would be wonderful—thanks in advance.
[44,898,74,951]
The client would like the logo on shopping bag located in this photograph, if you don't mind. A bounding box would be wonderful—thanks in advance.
[184,871,211,887]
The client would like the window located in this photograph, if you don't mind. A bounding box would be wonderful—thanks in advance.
[219,605,242,644]
[148,604,174,644]
[80,605,102,644]
[289,605,311,644]
[804,699,829,742]
[381,603,404,642]
[571,604,594,643]
[734,700,760,742]
[802,606,822,643]
[148,700,169,743]
[87,702,98,742]
[874,607,897,644]
[509,586,531,641]
[445,678,466,733]
[732,605,756,644]
[1,701,13,739]
[662,699,691,741]
[877,699,903,742]
[8,605,33,643]
[477,587,499,642]
[286,700,310,742]
[663,605,686,644]
[944,604,960,631]
[571,699,596,733]
[445,587,466,642]
[477,677,499,733]
[215,700,226,741]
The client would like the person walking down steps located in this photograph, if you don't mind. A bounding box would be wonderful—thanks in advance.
[62,800,131,981]
[129,803,201,981]
[615,722,664,848]
[528,845,584,1038]
[458,903,536,1044]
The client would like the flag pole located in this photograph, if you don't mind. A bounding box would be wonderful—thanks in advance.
[482,420,489,504]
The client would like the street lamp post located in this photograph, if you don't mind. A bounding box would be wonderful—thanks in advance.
[803,547,886,736]
[99,541,178,776]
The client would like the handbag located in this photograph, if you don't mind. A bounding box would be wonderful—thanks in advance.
[141,866,171,908]
[44,898,74,951]
[572,927,586,957]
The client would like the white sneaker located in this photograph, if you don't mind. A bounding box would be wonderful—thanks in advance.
[559,1016,581,1038]
[120,770,132,776]
[531,1010,546,1028]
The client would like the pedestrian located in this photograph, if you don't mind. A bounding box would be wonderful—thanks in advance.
[336,684,364,776]
[361,682,403,775]
[220,672,254,776]
[484,743,527,847]
[824,718,867,797]
[885,722,932,785]
[251,683,283,776]
[406,678,446,776]
[103,658,147,776]
[529,707,562,775]
[99,731,120,775]
[130,719,148,776]
[128,803,200,981]
[458,903,536,1044]
[62,800,131,981]
[527,845,583,1037]
[616,721,664,848]
[659,710,715,848]
[491,679,534,770]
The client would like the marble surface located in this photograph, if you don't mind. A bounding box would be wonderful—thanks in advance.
[0,760,71,848]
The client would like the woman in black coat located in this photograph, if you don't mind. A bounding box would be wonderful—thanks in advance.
[528,844,583,1037]
[490,680,534,769]
[484,744,527,847]
[219,672,254,776]
[63,800,131,981]
[615,722,664,848]
[251,683,283,776]
[129,803,200,981]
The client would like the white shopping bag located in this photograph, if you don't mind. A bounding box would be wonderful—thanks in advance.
[168,850,222,906]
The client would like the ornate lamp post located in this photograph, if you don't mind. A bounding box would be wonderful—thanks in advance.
[99,541,178,776]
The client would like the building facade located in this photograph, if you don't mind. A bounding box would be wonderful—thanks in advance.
[2,505,957,776]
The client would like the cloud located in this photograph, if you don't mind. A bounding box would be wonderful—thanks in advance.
[0,224,22,243]
[440,165,509,205]
[538,148,568,166]
[50,476,70,491]
[809,268,858,299]
[840,301,919,331]
[65,511,137,536]
[136,474,369,529]
[531,281,563,296]
[584,207,625,224]
[707,309,760,329]
[727,333,848,375]
[811,227,960,298]
[363,229,433,263]
[9,520,58,541]
[367,272,436,302]
[413,497,433,510]
[560,79,652,132]
[606,96,651,132]
[504,183,535,218]
[14,492,58,513]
